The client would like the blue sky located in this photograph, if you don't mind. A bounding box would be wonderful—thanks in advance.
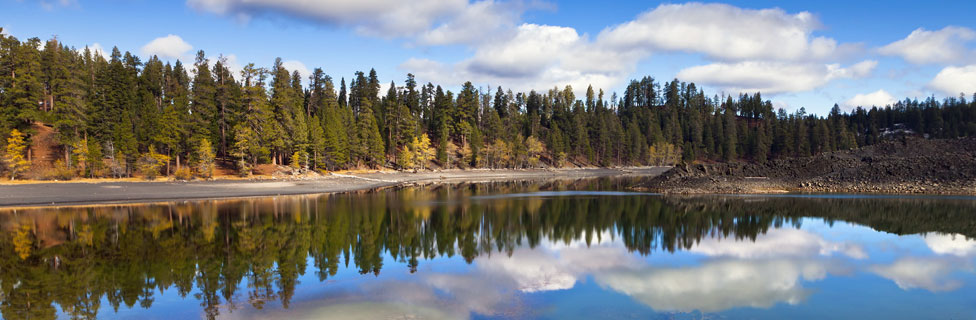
[3,0,975,115]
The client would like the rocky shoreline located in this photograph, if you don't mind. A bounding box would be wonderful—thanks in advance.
[637,137,976,195]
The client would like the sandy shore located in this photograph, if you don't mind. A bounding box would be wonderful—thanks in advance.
[0,167,669,207]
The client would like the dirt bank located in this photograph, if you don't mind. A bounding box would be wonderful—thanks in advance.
[0,167,669,207]
[638,137,976,194]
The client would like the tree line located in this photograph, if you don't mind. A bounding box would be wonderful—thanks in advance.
[2,31,976,179]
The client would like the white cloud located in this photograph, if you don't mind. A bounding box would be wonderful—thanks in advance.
[405,3,864,96]
[281,60,311,84]
[924,233,976,257]
[476,240,637,292]
[690,228,867,259]
[928,65,976,96]
[596,259,832,313]
[676,60,876,94]
[870,258,964,292]
[843,89,897,109]
[879,26,976,65]
[403,24,640,93]
[187,0,532,43]
[141,34,193,60]
[596,3,854,62]
[416,0,528,46]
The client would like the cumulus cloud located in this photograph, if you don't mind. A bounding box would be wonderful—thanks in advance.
[690,228,867,259]
[928,65,976,96]
[141,34,193,60]
[416,0,532,46]
[675,60,876,94]
[244,278,520,319]
[924,233,976,257]
[475,240,637,292]
[596,3,854,62]
[403,24,640,92]
[870,258,965,292]
[843,89,897,109]
[405,3,862,96]
[879,26,976,65]
[596,259,833,313]
[187,0,532,43]
[191,0,870,98]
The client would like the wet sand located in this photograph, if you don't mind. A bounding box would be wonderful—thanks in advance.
[0,167,669,207]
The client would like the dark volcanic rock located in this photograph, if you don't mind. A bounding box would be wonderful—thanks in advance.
[639,137,976,194]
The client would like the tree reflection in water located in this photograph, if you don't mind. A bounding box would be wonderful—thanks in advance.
[1,178,974,319]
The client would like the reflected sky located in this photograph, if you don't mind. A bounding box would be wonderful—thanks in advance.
[1,179,975,319]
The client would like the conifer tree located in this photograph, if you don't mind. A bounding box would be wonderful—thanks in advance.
[309,116,326,170]
[723,101,738,161]
[190,51,216,144]
[355,98,384,167]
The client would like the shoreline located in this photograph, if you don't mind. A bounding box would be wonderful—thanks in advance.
[0,167,670,208]
[636,178,976,196]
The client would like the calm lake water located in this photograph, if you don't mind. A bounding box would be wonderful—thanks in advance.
[2,178,976,319]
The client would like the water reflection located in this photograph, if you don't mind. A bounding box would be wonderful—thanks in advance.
[1,179,975,319]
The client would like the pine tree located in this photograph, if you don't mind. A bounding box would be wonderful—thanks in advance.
[2,38,43,133]
[231,123,256,176]
[190,51,216,144]
[309,116,326,170]
[355,98,384,167]
[723,101,738,161]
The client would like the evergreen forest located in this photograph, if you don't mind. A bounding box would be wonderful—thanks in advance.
[3,31,976,179]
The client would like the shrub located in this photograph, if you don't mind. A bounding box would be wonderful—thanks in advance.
[137,146,170,181]
[35,160,76,181]
[174,167,192,181]
[51,160,76,180]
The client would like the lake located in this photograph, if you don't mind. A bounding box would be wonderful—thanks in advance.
[1,177,975,319]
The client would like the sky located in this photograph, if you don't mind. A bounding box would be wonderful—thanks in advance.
[2,0,976,115]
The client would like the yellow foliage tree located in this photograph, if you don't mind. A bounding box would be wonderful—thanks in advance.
[137,146,171,180]
[290,150,304,171]
[648,142,681,166]
[4,129,31,180]
[71,138,89,177]
[195,139,216,179]
[412,134,435,170]
[525,136,545,168]
[396,145,415,170]
[487,138,510,168]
